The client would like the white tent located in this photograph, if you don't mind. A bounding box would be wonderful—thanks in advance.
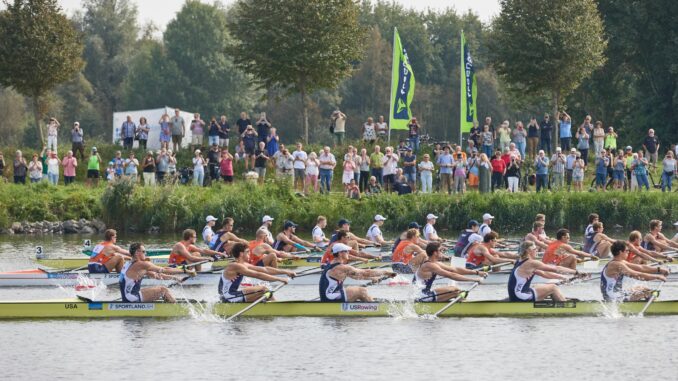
[112,106,195,150]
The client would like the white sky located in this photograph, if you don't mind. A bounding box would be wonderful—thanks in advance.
[56,0,499,28]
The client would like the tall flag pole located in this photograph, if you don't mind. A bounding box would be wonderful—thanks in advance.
[388,27,416,144]
[459,30,477,146]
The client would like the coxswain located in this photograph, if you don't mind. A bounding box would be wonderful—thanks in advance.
[524,221,551,250]
[209,218,249,255]
[319,243,395,302]
[249,229,301,267]
[465,232,517,270]
[478,213,494,237]
[453,220,480,257]
[257,215,275,245]
[627,231,670,264]
[312,216,330,249]
[643,220,678,252]
[273,221,316,252]
[330,219,375,248]
[392,228,427,273]
[88,229,131,273]
[366,214,388,246]
[219,243,295,303]
[601,241,668,302]
[542,229,594,269]
[120,242,196,303]
[415,242,486,302]
[508,241,581,302]
[582,213,599,252]
[321,231,377,265]
[169,229,222,271]
[423,213,442,242]
[202,215,218,245]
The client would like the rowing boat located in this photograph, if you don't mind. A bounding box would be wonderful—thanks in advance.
[0,298,676,318]
[81,248,170,257]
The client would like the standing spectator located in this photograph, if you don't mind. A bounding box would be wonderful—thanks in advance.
[418,153,434,193]
[256,112,271,143]
[71,122,85,160]
[276,148,294,183]
[236,112,251,140]
[142,151,156,186]
[351,146,362,184]
[167,150,177,183]
[106,162,115,182]
[381,146,399,192]
[218,115,230,148]
[190,113,205,151]
[500,147,512,188]
[342,149,357,191]
[39,146,50,181]
[490,151,506,192]
[369,145,384,185]
[46,151,60,185]
[508,142,522,161]
[466,140,477,157]
[437,145,454,194]
[156,148,169,184]
[452,152,467,194]
[266,127,280,157]
[526,117,540,159]
[497,120,511,152]
[136,117,150,150]
[62,150,77,185]
[124,152,139,182]
[376,115,388,142]
[469,120,480,149]
[219,148,234,184]
[318,146,336,193]
[407,117,420,153]
[467,148,480,190]
[576,124,591,165]
[362,117,377,144]
[594,150,610,192]
[540,114,553,155]
[397,140,409,157]
[254,141,269,182]
[478,153,491,193]
[86,147,102,187]
[305,151,320,194]
[46,117,60,152]
[13,150,27,184]
[331,110,347,146]
[481,124,494,158]
[120,115,136,150]
[483,116,495,146]
[241,125,258,171]
[208,117,221,147]
[506,154,521,193]
[612,150,626,190]
[512,122,527,161]
[292,142,308,192]
[623,146,635,190]
[171,109,185,152]
[572,152,585,192]
[358,148,370,192]
[111,150,124,178]
[632,151,650,191]
[192,149,206,186]
[565,148,578,191]
[271,144,285,176]
[402,147,417,191]
[159,113,171,150]
[550,147,566,191]
[558,111,572,151]
[28,153,42,183]
[454,145,467,162]
[534,150,550,192]
[592,121,605,157]
[207,144,221,182]
[604,127,618,153]
[661,151,676,192]
[642,129,660,170]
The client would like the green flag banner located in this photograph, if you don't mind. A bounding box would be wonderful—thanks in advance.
[460,30,477,135]
[389,28,416,131]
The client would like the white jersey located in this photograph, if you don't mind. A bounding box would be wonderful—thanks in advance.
[258,225,274,244]
[479,223,492,237]
[202,225,214,245]
[366,224,383,243]
[312,225,327,247]
[423,223,437,241]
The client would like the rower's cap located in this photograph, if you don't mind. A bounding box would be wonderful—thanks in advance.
[338,218,351,227]
[468,234,483,244]
[284,220,298,229]
[468,220,479,228]
[408,222,421,229]
[483,213,495,220]
[205,215,218,222]
[262,215,274,223]
[374,214,387,221]
[426,213,438,220]
[674,221,678,226]
[332,243,352,254]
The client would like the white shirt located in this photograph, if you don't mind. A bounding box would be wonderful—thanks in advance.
[292,150,308,169]
[366,224,382,243]
[418,161,434,173]
[423,223,437,241]
[381,153,399,176]
[306,160,319,176]
[479,223,492,237]
[318,152,336,170]
[312,225,327,247]
[258,225,274,244]
[202,225,214,245]
[47,158,60,175]
[376,122,388,135]
[193,157,205,172]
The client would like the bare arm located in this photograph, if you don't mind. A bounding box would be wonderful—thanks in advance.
[238,264,287,283]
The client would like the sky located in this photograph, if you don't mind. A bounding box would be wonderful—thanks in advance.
[56,0,500,28]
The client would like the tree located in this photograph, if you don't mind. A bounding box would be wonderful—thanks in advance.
[230,0,365,143]
[488,0,607,144]
[0,0,84,145]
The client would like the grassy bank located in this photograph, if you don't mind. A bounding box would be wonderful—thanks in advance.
[1,180,677,235]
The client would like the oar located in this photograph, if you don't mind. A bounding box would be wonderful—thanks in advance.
[184,259,213,269]
[481,262,513,272]
[360,273,397,287]
[430,282,479,318]
[168,275,193,288]
[638,281,665,316]
[226,282,287,322]
[296,259,378,278]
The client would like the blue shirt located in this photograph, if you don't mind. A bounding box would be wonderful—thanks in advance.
[403,154,416,174]
[560,121,572,138]
[437,153,454,174]
[121,122,136,138]
[596,157,609,175]
[535,157,549,175]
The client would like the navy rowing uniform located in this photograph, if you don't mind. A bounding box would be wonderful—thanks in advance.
[219,272,245,303]
[319,263,346,302]
[414,261,437,301]
[88,262,109,274]
[508,259,535,301]
[600,262,625,302]
[119,262,142,302]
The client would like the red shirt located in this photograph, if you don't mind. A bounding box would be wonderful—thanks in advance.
[491,158,506,174]
[501,154,511,167]
[220,157,233,176]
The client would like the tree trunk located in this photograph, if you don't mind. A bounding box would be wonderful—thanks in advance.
[300,84,309,145]
[553,90,559,148]
[32,95,45,146]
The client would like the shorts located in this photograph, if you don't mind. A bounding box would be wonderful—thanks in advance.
[294,168,305,180]
[245,146,255,155]
[221,290,245,303]
[465,262,483,270]
[613,170,624,181]
[88,263,109,273]
[391,262,413,274]
[468,173,479,186]
[192,135,204,145]
[172,135,183,144]
[87,170,99,179]
[595,172,606,186]
[255,259,265,267]
[404,172,416,182]
[510,287,535,302]
[543,255,564,266]
[221,175,233,183]
[208,135,220,146]
[419,289,437,302]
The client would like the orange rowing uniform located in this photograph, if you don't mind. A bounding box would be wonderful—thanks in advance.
[168,241,200,266]
[321,244,335,265]
[248,240,267,266]
[465,243,484,267]
[542,241,566,265]
[392,240,414,264]
[626,242,639,263]
[89,241,113,265]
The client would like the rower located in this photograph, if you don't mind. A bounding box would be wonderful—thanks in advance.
[273,221,315,252]
[601,241,667,302]
[588,222,615,258]
[120,242,196,303]
[465,232,517,270]
[202,215,218,245]
[672,221,678,243]
[209,218,249,255]
[534,214,550,241]
[321,231,376,266]
[257,215,275,245]
[319,243,395,302]
[366,214,388,246]
[392,228,427,273]
[392,222,429,254]
[415,242,486,302]
[508,241,580,302]
[543,229,594,269]
[453,220,480,257]
[220,243,295,303]
[249,230,301,268]
[478,213,494,237]
[583,213,599,253]
[88,229,131,273]
[169,229,222,271]
[627,231,669,264]
[643,219,678,252]
[330,219,374,249]
[524,221,551,251]
[423,213,442,242]
[312,216,330,249]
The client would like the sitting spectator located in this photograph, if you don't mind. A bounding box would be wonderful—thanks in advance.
[46,151,60,185]
[365,176,382,195]
[393,168,412,195]
[87,147,103,186]
[305,151,320,194]
[28,153,42,183]
[106,162,116,182]
[219,148,234,183]
[234,141,246,162]
[142,151,156,186]
[124,152,139,182]
[346,178,361,199]
[62,150,78,185]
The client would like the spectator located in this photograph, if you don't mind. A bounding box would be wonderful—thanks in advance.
[167,150,177,183]
[508,142,522,161]
[71,122,85,160]
[376,115,388,142]
[506,154,521,193]
[407,117,420,153]
[305,151,320,194]
[418,153,434,193]
[558,111,572,151]
[661,151,676,192]
[466,140,477,157]
[534,150,549,192]
[612,150,626,190]
[642,129,660,170]
[142,151,156,186]
[592,121,605,156]
[490,151,506,192]
[550,147,566,191]
[190,113,205,151]
[604,126,618,152]
[594,150,610,192]
[512,121,527,160]
[469,120,480,149]
[454,145,467,162]
[437,145,454,194]
[171,109,186,152]
[39,146,50,182]
[156,148,170,184]
[381,146,399,192]
[13,150,27,184]
[632,151,650,191]
[478,153,491,194]
[256,112,271,143]
[467,148,480,190]
[124,152,139,182]
[111,150,124,178]
[207,144,221,182]
[331,110,347,146]
[46,151,60,185]
[452,151,467,194]
[292,142,308,192]
[192,149,206,186]
[87,147,102,187]
[565,148,578,191]
[106,162,115,182]
[236,112,251,140]
[572,151,585,192]
[62,150,77,185]
[120,115,136,150]
[497,120,511,152]
[623,146,636,190]
[272,144,286,176]
[28,153,42,183]
[159,113,171,150]
[402,147,417,192]
[393,169,412,195]
[363,117,377,144]
[484,116,495,146]
[350,146,361,185]
[369,145,384,185]
[526,117,540,159]
[234,141,246,162]
[481,124,494,158]
[318,146,336,194]
[540,113,553,155]
[366,176,382,195]
[346,178,361,199]
[46,117,60,152]
[576,124,591,165]
[241,125,258,171]
[219,148,234,184]
[397,140,409,157]
[0,152,5,179]
[254,141,269,182]
[218,115,230,148]
[266,127,280,157]
[208,117,221,147]
[276,148,294,182]
[136,117,150,150]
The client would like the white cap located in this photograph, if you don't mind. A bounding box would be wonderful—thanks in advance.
[262,215,274,223]
[482,213,495,220]
[674,221,678,226]
[468,233,483,244]
[426,213,438,220]
[205,215,218,222]
[374,214,387,221]
[332,243,352,254]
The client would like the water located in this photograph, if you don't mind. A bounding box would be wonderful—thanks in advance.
[0,235,677,380]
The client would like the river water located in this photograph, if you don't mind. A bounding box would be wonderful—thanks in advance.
[0,234,677,380]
